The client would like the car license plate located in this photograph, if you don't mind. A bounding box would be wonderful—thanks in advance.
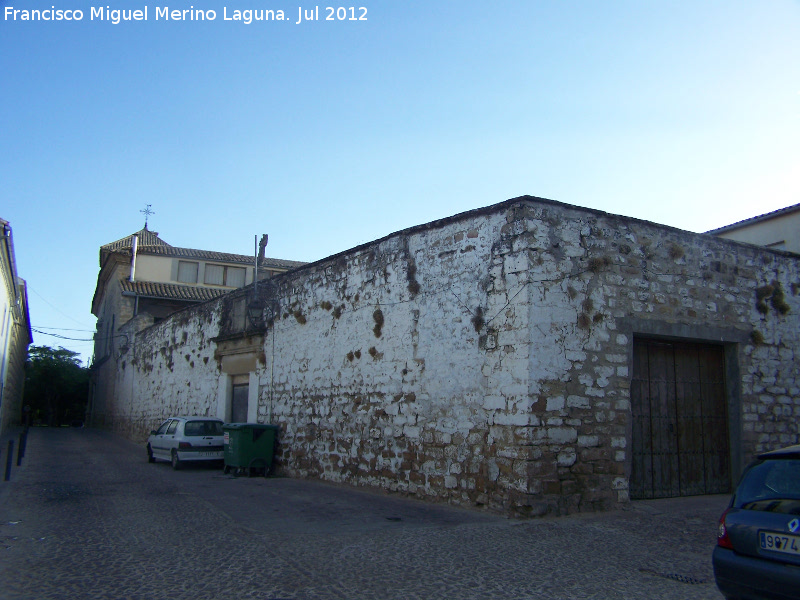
[199,451,219,457]
[760,531,800,555]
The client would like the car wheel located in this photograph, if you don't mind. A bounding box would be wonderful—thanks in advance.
[171,450,181,470]
[147,445,156,463]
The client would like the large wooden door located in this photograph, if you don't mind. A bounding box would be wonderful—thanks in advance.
[631,340,730,499]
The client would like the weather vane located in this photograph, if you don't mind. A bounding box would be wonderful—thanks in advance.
[140,204,155,229]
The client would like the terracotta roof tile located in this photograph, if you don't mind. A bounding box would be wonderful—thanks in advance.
[100,228,306,270]
[120,280,229,302]
[101,228,171,251]
[138,244,306,270]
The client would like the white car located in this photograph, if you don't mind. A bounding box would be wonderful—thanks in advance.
[146,416,225,470]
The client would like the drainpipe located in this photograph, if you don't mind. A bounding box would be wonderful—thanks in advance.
[130,234,138,282]
[269,318,275,424]
[131,235,139,315]
[131,235,139,282]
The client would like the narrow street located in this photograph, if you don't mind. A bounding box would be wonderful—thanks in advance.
[0,427,726,599]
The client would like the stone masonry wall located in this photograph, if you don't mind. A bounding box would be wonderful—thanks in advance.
[263,211,516,511]
[111,307,223,441]
[106,197,800,516]
[497,202,799,513]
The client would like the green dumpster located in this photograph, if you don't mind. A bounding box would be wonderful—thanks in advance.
[223,423,279,477]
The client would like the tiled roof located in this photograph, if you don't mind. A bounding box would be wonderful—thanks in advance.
[100,227,307,272]
[706,203,800,234]
[101,227,171,251]
[120,280,229,302]
[137,244,306,270]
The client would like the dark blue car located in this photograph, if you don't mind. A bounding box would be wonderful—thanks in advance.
[713,444,800,600]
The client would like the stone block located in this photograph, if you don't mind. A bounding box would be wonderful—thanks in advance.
[494,412,534,426]
[483,395,507,411]
[547,427,578,444]
[557,449,577,467]
[543,480,561,495]
[569,461,594,475]
[567,395,590,409]
[497,446,540,460]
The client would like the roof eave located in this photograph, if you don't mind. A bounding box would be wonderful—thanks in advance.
[706,203,800,235]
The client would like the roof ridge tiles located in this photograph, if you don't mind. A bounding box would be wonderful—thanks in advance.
[101,228,172,252]
[136,244,306,268]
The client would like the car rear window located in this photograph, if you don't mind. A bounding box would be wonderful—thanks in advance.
[184,421,223,436]
[735,458,800,513]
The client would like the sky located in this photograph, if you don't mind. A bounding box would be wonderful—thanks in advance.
[2,0,799,366]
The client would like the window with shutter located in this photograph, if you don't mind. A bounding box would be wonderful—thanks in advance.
[177,261,198,283]
[204,264,224,285]
[226,267,246,288]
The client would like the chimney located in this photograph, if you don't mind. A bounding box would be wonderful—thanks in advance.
[257,234,269,262]
[130,234,139,282]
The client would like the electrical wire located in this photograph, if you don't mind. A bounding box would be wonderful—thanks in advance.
[31,328,95,342]
[25,284,95,328]
[32,326,95,332]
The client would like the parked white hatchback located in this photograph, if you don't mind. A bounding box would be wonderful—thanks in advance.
[146,416,225,470]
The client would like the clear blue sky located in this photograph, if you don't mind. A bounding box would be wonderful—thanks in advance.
[2,0,798,365]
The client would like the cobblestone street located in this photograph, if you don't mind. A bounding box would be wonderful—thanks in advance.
[0,428,726,599]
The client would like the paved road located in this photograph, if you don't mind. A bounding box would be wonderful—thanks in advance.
[0,428,726,599]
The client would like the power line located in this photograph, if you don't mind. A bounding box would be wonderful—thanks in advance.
[31,328,95,342]
[26,284,94,328]
[32,325,95,332]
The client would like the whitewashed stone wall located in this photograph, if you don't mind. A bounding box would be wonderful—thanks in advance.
[105,198,800,516]
[107,307,223,440]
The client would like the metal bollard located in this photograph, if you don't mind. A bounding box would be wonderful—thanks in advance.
[19,428,28,459]
[16,431,25,466]
[4,440,13,481]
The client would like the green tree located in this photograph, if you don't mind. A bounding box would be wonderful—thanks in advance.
[24,346,89,426]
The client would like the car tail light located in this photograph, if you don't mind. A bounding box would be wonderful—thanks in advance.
[178,442,192,449]
[718,509,734,550]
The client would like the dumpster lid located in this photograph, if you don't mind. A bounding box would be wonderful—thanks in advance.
[223,422,280,430]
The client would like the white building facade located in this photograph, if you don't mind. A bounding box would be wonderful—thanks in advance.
[0,218,32,437]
